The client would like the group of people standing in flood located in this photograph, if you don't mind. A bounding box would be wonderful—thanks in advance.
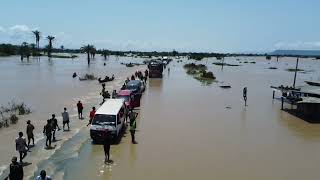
[7,68,149,179]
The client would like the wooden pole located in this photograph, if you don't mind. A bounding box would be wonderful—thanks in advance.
[293,58,299,88]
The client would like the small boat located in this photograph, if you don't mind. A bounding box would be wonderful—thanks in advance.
[98,76,115,83]
[220,85,231,89]
[305,81,320,86]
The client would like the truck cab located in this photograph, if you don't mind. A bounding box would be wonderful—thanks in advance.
[90,99,126,142]
[148,60,164,78]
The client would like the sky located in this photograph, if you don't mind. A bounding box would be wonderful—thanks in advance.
[0,0,319,53]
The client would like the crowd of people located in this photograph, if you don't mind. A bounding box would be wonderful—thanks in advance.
[6,69,149,179]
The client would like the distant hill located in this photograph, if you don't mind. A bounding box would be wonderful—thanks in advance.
[270,50,320,56]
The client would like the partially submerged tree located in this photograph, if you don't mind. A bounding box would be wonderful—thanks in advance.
[32,30,41,55]
[101,49,110,60]
[47,36,55,57]
[19,42,30,61]
[81,44,95,64]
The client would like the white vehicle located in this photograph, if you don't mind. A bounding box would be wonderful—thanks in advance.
[90,99,126,141]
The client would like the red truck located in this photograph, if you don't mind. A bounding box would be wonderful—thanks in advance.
[117,90,141,109]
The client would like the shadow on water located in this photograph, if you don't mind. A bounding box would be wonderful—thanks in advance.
[284,108,320,124]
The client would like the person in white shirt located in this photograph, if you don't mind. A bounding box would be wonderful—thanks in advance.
[62,107,70,131]
[15,132,28,163]
[36,170,52,180]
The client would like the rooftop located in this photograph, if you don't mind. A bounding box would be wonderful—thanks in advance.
[95,99,125,115]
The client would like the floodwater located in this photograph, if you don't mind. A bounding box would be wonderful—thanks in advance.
[1,55,320,180]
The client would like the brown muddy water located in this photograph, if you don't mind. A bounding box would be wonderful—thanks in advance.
[1,56,320,180]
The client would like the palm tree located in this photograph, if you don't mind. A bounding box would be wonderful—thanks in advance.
[47,36,55,57]
[32,30,41,54]
[81,44,95,64]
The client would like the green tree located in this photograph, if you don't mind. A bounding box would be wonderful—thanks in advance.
[47,36,55,57]
[101,49,110,60]
[19,42,30,60]
[29,43,37,56]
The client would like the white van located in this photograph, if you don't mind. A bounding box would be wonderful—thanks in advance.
[90,99,126,141]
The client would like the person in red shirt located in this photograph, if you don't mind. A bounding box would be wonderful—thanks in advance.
[77,101,83,119]
[87,107,96,126]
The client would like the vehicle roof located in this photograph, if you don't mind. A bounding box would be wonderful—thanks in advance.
[118,90,132,96]
[127,80,141,85]
[95,99,125,115]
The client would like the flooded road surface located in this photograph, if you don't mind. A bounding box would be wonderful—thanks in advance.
[0,55,146,179]
[59,57,320,180]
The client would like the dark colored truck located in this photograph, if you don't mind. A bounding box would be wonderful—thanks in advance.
[148,60,164,78]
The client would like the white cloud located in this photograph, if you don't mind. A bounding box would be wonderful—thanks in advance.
[9,25,31,32]
[274,41,320,50]
[0,26,5,33]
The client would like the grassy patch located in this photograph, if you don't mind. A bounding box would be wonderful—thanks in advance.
[184,63,216,85]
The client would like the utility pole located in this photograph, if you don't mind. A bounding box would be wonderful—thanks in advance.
[293,57,299,88]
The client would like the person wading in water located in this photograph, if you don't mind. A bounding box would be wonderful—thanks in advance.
[26,120,35,147]
[50,114,60,141]
[36,170,52,180]
[43,120,53,148]
[62,107,70,131]
[129,110,138,144]
[87,107,96,126]
[15,132,28,163]
[77,101,84,119]
[103,131,112,163]
[7,156,23,180]
[243,87,248,106]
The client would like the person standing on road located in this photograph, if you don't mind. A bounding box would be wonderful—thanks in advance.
[77,101,84,119]
[43,120,53,148]
[8,156,23,180]
[87,107,96,126]
[243,87,248,106]
[26,120,35,147]
[129,110,138,144]
[50,114,60,141]
[15,132,28,163]
[62,107,70,131]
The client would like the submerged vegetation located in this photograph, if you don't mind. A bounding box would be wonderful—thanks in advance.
[184,63,216,85]
[79,74,97,81]
[0,101,31,128]
[50,54,78,59]
[212,62,240,66]
[269,67,278,69]
[286,68,304,72]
